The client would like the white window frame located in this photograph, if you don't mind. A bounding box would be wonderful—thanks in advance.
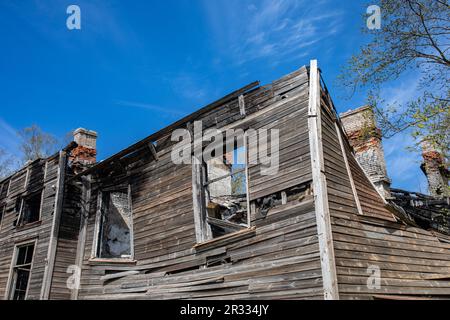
[5,239,37,300]
[91,185,135,261]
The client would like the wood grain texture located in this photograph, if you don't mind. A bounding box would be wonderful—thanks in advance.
[319,77,450,300]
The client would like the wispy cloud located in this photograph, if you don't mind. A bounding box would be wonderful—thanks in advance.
[201,0,343,65]
[0,0,141,50]
[160,71,222,106]
[115,100,187,118]
[0,117,20,152]
[170,74,209,102]
[375,73,429,193]
[382,75,422,112]
[384,129,428,193]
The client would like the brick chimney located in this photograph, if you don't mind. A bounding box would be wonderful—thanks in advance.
[421,141,449,198]
[340,106,391,199]
[69,128,97,174]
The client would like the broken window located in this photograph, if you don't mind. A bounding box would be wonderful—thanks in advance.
[9,243,35,300]
[202,141,250,239]
[18,191,42,226]
[94,188,133,259]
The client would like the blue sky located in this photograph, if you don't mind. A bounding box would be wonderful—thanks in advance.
[0,0,428,192]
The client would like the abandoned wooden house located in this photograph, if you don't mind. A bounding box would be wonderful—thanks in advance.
[0,60,449,300]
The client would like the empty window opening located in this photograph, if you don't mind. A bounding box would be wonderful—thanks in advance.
[203,141,250,239]
[254,183,312,219]
[19,191,42,226]
[95,189,133,259]
[9,243,35,300]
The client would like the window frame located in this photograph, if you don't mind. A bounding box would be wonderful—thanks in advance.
[6,239,37,300]
[17,189,44,227]
[192,131,252,244]
[91,185,135,262]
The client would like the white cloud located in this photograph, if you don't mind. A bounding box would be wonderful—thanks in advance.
[201,0,343,65]
[375,73,430,193]
[0,117,20,152]
[383,129,428,193]
[170,74,209,102]
[382,75,421,112]
[115,100,187,118]
[1,1,141,50]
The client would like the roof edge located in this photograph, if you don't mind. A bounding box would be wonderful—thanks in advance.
[69,80,261,180]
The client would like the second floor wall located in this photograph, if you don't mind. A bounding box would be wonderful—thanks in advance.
[71,66,323,299]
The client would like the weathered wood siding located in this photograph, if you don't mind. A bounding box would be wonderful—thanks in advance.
[75,66,324,300]
[0,156,60,300]
[319,90,450,299]
[49,170,82,300]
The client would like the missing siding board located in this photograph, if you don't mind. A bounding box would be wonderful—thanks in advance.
[166,265,201,276]
[254,183,312,219]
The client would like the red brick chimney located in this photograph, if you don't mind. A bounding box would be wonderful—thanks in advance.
[421,141,449,198]
[340,106,391,199]
[69,128,97,174]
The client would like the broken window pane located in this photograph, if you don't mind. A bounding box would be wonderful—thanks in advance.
[20,192,42,225]
[10,243,34,300]
[97,191,132,259]
[204,145,249,238]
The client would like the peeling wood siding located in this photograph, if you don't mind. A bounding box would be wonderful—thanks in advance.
[320,92,450,299]
[74,66,324,300]
[0,156,60,300]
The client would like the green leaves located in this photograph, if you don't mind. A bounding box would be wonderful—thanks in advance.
[339,0,449,165]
